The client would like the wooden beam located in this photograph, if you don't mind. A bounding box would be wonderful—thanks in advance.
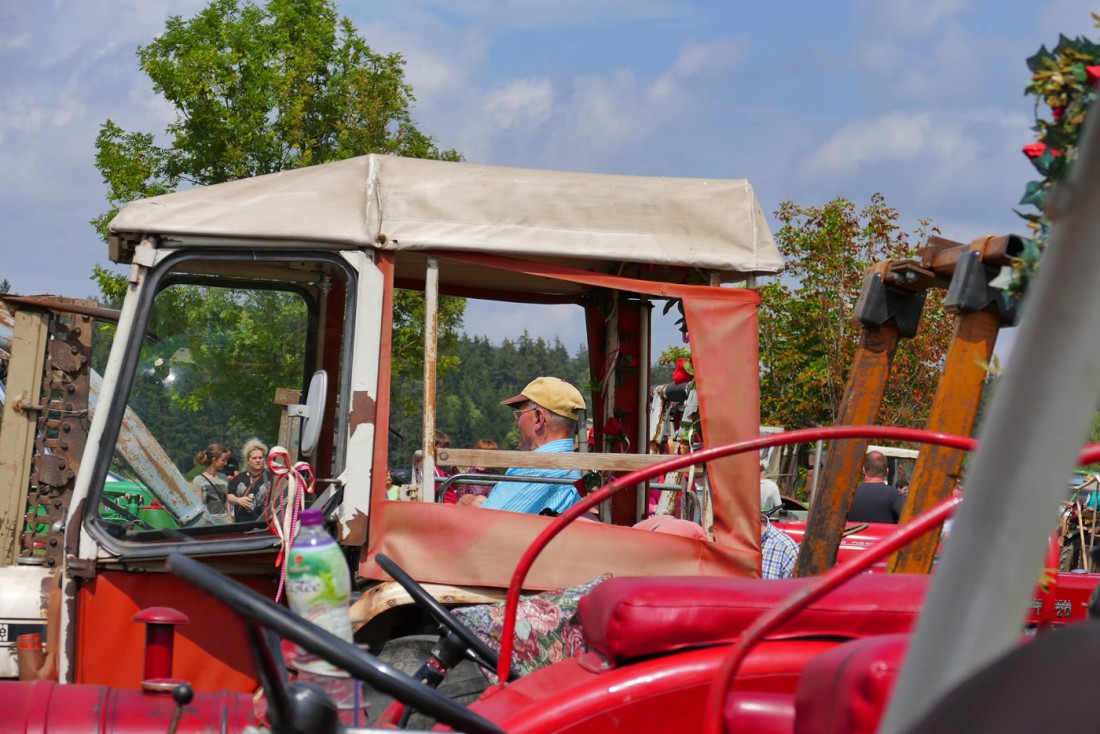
[437,448,679,473]
[0,310,49,565]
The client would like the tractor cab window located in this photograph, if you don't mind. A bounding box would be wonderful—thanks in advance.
[89,252,352,548]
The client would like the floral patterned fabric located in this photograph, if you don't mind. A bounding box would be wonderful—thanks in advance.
[451,574,611,681]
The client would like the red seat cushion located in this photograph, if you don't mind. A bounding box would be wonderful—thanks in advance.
[579,574,927,664]
[793,634,907,734]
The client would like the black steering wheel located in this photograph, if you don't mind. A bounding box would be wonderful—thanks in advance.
[166,553,503,734]
[375,553,520,682]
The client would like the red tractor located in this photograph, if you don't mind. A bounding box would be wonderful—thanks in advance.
[6,114,1098,731]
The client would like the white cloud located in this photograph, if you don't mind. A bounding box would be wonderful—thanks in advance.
[800,107,1030,181]
[785,103,1035,252]
[669,36,745,78]
[800,111,935,180]
[651,37,745,105]
[0,85,86,136]
[484,78,555,132]
[566,69,651,143]
[471,37,749,169]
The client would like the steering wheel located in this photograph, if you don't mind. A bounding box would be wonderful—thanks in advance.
[375,553,519,682]
[166,553,503,734]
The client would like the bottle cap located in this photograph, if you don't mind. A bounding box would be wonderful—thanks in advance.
[299,508,323,525]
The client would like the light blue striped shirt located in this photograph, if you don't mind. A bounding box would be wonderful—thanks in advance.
[479,439,581,515]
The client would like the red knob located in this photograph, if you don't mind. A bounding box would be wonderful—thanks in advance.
[133,606,190,690]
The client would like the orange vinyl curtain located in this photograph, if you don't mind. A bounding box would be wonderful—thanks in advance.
[682,295,761,557]
[365,250,763,578]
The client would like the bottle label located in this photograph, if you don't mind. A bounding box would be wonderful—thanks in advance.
[286,543,353,643]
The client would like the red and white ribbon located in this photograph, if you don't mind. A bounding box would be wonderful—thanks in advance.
[266,446,316,601]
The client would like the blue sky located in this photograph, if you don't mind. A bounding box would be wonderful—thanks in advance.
[1,0,1096,357]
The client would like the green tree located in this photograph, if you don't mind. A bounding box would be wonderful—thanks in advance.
[758,194,952,431]
[92,0,460,236]
[90,0,464,404]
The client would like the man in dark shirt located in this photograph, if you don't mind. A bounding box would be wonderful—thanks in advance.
[849,450,905,523]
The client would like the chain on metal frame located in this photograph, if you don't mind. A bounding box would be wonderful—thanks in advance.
[21,303,94,567]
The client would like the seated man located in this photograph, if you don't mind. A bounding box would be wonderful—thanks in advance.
[849,450,905,523]
[478,376,586,515]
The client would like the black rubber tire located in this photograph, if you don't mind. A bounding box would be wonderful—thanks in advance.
[364,635,490,728]
[374,553,512,679]
[1060,536,1082,572]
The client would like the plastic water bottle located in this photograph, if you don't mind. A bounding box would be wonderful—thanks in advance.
[285,509,354,644]
[286,509,361,719]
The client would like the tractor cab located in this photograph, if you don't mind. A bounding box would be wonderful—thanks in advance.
[0,154,784,694]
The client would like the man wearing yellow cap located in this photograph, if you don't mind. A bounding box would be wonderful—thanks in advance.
[479,377,587,515]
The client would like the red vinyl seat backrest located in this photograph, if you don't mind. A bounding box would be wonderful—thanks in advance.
[578,574,928,665]
[792,634,908,734]
[720,635,909,734]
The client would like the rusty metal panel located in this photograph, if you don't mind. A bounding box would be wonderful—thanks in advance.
[26,302,94,569]
[888,308,1000,573]
[794,323,900,577]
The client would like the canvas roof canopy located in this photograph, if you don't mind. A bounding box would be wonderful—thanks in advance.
[105,154,773,578]
[108,154,782,294]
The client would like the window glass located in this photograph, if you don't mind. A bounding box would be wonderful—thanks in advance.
[94,261,336,544]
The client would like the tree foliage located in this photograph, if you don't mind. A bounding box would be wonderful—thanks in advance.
[1016,14,1100,295]
[388,333,590,469]
[758,194,952,431]
[90,0,465,404]
[92,0,460,236]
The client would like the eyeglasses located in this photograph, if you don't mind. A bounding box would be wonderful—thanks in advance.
[512,406,538,423]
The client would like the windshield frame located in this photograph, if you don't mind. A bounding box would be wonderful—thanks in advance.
[81,246,357,560]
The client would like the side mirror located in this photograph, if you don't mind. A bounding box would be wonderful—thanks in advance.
[289,370,328,458]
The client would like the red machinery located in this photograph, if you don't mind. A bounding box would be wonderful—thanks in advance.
[8,424,1099,733]
[0,425,966,733]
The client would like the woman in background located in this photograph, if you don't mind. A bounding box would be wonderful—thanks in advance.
[228,438,270,523]
[192,444,236,524]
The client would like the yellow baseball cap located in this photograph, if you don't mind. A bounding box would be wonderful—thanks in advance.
[501,376,586,419]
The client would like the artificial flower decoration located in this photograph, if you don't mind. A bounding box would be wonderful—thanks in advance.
[1022,141,1047,159]
[671,357,694,385]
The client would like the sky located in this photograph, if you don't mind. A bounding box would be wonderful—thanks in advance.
[1,0,1096,358]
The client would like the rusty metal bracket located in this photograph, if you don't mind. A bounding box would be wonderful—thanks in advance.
[800,233,1024,577]
[854,272,927,338]
[64,498,95,580]
[944,250,1018,325]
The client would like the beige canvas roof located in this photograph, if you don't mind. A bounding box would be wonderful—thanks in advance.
[109,155,782,281]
